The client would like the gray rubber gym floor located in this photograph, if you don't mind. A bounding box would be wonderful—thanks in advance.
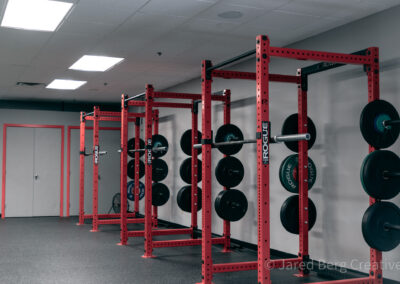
[0,217,398,284]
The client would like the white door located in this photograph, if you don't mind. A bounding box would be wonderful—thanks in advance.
[5,127,61,217]
[32,128,61,216]
[5,128,35,217]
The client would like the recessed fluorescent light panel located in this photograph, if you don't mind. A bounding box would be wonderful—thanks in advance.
[1,0,73,32]
[69,55,125,72]
[46,79,86,90]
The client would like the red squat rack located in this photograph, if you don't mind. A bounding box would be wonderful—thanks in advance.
[77,107,156,231]
[198,35,381,284]
[119,86,232,256]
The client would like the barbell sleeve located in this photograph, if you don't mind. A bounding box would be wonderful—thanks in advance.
[193,144,202,149]
[383,119,400,127]
[271,133,310,143]
[214,139,256,147]
[384,223,400,231]
[383,171,400,178]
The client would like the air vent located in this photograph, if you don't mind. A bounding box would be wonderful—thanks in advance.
[16,82,46,87]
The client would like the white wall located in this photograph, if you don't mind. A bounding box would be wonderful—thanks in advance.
[157,6,400,281]
[0,108,121,217]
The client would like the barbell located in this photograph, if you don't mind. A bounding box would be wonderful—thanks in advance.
[193,128,310,151]
[119,134,169,158]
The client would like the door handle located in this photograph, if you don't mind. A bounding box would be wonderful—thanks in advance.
[34,174,39,180]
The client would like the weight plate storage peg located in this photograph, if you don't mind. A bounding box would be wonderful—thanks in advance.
[281,114,316,152]
[180,129,202,156]
[127,180,145,201]
[215,124,244,155]
[127,159,145,180]
[152,183,170,206]
[179,158,202,184]
[152,158,168,182]
[215,156,244,188]
[279,154,317,193]
[280,195,317,234]
[112,193,129,213]
[152,134,169,158]
[215,189,248,222]
[360,100,400,149]
[360,150,400,200]
[176,186,202,212]
[362,201,400,252]
[127,137,145,158]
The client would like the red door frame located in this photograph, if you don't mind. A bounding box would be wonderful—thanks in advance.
[2,124,65,218]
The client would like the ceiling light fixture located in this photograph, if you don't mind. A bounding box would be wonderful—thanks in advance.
[1,0,73,32]
[69,55,124,72]
[217,11,243,19]
[46,79,86,90]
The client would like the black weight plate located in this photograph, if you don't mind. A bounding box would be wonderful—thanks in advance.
[127,180,145,201]
[360,100,400,149]
[127,159,145,180]
[179,158,202,184]
[215,124,244,155]
[362,202,400,252]
[279,154,317,193]
[127,137,145,158]
[281,114,316,152]
[215,189,248,222]
[152,158,168,182]
[152,134,169,158]
[112,193,129,213]
[180,129,202,156]
[215,156,244,188]
[176,186,202,212]
[152,183,170,206]
[280,195,317,234]
[360,150,400,200]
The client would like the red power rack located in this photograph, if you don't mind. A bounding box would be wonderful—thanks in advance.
[77,107,150,232]
[198,35,381,284]
[119,86,230,257]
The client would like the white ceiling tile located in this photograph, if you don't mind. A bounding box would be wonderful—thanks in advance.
[0,64,27,87]
[240,10,320,31]
[139,0,215,17]
[57,19,116,38]
[220,0,292,10]
[195,1,268,23]
[67,0,149,25]
[0,29,52,65]
[179,18,239,34]
[30,32,100,68]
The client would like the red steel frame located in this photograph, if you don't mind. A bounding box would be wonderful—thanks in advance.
[198,35,379,284]
[1,124,65,218]
[76,108,148,231]
[119,87,229,255]
[66,125,120,217]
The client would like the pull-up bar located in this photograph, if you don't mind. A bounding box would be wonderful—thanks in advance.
[125,92,146,102]
[207,49,256,72]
